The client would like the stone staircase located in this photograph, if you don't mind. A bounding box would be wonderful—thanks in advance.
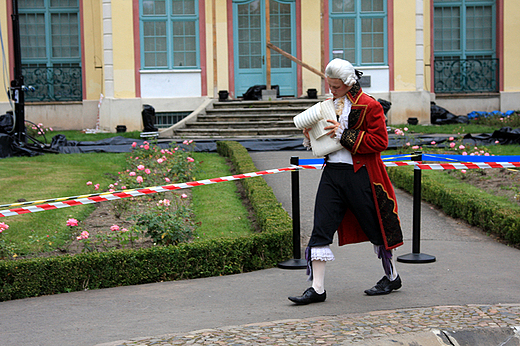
[169,98,322,139]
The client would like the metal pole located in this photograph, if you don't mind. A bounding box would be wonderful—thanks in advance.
[291,156,301,258]
[397,152,436,263]
[278,156,307,269]
[11,0,26,143]
[412,153,422,253]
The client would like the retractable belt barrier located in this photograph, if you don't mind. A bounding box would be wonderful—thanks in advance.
[1,154,519,219]
[282,153,520,268]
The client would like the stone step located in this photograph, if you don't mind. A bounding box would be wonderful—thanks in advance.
[162,98,320,139]
[212,99,321,109]
[185,120,296,129]
[173,127,303,138]
[206,107,309,116]
[197,114,297,122]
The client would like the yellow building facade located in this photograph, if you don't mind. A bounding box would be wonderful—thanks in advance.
[0,0,518,132]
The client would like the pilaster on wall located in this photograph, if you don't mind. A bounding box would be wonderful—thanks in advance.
[415,0,424,92]
[102,0,114,98]
[388,0,430,125]
[99,0,115,131]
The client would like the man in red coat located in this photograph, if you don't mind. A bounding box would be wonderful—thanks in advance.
[289,59,404,305]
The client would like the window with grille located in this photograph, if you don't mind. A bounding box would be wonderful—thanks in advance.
[140,0,199,69]
[329,0,387,66]
[433,0,497,93]
[18,0,82,102]
[155,111,191,128]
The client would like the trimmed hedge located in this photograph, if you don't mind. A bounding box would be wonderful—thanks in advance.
[387,166,520,245]
[0,141,292,302]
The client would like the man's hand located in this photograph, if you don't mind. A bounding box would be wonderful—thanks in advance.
[303,127,311,140]
[324,119,340,138]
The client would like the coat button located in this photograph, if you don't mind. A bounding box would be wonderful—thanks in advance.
[356,161,360,164]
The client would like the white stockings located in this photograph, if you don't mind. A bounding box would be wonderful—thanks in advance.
[308,244,399,294]
[311,260,326,294]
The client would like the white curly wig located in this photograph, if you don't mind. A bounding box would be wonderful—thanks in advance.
[325,58,358,87]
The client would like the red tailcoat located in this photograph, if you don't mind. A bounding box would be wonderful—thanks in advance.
[336,84,403,250]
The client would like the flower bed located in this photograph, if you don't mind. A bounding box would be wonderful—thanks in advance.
[0,141,293,302]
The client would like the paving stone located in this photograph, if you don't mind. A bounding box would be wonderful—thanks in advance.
[108,304,520,346]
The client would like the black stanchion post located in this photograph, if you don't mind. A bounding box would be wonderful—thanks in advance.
[397,152,436,264]
[278,156,307,269]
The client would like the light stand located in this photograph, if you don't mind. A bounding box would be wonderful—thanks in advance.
[10,0,26,143]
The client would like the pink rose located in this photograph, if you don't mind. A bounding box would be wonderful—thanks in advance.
[181,193,188,199]
[187,157,194,162]
[66,218,79,227]
[157,199,171,207]
[0,222,9,232]
[129,171,136,176]
[450,142,456,148]
[76,230,90,240]
[136,176,143,183]
[145,169,151,174]
[131,142,137,148]
[165,177,171,183]
[86,181,92,186]
[110,225,120,232]
[137,165,145,171]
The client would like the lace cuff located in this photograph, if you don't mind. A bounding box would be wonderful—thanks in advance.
[303,137,311,149]
[334,124,345,140]
[310,245,335,261]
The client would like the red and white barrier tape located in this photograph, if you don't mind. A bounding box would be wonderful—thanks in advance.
[1,161,518,218]
[0,166,298,218]
[416,162,520,170]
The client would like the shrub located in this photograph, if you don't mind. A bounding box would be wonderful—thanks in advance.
[131,196,195,245]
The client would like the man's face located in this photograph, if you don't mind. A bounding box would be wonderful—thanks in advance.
[326,77,351,99]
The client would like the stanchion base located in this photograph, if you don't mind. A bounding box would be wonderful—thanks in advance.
[397,253,436,263]
[277,258,307,269]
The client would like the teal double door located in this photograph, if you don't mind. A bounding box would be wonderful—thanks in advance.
[233,0,297,97]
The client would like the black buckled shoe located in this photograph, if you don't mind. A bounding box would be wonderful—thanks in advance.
[288,287,326,305]
[364,275,402,296]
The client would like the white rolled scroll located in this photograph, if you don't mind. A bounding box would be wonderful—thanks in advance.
[293,99,343,157]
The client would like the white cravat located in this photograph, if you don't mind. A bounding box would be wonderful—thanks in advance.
[327,96,353,164]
